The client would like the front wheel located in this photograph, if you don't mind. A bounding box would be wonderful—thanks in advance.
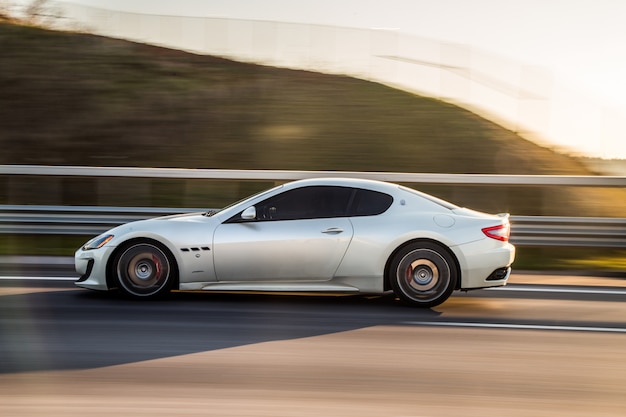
[389,242,458,308]
[112,240,177,299]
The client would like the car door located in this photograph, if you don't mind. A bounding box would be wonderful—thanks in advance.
[213,186,355,282]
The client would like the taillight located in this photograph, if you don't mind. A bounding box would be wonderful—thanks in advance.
[482,223,510,242]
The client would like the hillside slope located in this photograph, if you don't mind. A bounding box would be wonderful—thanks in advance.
[0,21,591,174]
[1,22,625,217]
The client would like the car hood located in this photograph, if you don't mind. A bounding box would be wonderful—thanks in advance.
[106,212,215,235]
[153,212,209,222]
[101,212,219,247]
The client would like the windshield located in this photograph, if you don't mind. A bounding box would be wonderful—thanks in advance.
[204,184,285,216]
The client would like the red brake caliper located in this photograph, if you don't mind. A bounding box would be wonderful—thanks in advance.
[152,254,162,279]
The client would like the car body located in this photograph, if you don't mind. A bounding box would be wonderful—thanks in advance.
[75,177,515,307]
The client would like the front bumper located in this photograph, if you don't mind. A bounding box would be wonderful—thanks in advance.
[74,246,116,291]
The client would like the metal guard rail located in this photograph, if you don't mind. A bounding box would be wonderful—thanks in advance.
[2,165,626,186]
[1,205,625,248]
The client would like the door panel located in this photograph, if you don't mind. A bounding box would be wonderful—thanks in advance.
[213,218,354,281]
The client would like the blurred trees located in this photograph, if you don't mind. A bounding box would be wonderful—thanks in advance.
[0,0,62,26]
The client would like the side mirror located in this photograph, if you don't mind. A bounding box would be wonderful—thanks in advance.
[241,206,256,220]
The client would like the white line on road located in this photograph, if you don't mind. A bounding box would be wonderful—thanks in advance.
[406,321,626,333]
[488,286,626,296]
[0,276,77,281]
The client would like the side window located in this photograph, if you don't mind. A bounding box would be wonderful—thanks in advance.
[255,186,353,221]
[350,189,393,216]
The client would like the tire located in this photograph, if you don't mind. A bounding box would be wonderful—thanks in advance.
[112,240,176,299]
[389,242,458,308]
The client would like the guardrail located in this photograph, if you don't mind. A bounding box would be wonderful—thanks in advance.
[2,205,625,248]
[2,165,626,186]
[511,216,626,248]
[2,166,626,247]
[0,205,201,236]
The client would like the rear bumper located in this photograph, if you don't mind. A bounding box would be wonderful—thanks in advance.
[454,240,516,289]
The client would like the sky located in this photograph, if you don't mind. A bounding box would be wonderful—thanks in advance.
[13,0,626,159]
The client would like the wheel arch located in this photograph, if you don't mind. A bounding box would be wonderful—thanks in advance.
[105,237,180,291]
[383,238,461,292]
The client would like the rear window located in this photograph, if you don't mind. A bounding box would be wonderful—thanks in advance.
[350,189,394,216]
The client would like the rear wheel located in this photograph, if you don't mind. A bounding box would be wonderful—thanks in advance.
[389,242,458,308]
[113,240,176,299]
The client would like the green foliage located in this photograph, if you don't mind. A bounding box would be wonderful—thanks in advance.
[514,247,626,272]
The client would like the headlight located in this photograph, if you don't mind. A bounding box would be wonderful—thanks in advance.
[82,234,114,251]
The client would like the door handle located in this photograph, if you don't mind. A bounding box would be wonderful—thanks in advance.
[322,227,344,234]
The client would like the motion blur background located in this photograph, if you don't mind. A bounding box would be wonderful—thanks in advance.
[9,0,626,161]
[3,4,626,417]
[1,0,625,269]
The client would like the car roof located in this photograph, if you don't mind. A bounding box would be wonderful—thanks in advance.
[284,177,459,210]
[283,177,397,192]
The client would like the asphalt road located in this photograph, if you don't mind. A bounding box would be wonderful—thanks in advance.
[1,272,626,416]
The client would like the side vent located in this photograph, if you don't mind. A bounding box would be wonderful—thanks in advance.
[180,247,211,252]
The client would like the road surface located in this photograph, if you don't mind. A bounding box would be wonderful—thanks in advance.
[1,271,625,416]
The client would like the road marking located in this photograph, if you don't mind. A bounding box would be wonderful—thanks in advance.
[406,321,626,333]
[0,276,77,281]
[488,285,626,296]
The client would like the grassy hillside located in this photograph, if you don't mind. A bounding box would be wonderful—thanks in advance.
[0,22,590,173]
[1,21,625,217]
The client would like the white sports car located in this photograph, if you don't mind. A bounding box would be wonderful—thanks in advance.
[75,178,515,307]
